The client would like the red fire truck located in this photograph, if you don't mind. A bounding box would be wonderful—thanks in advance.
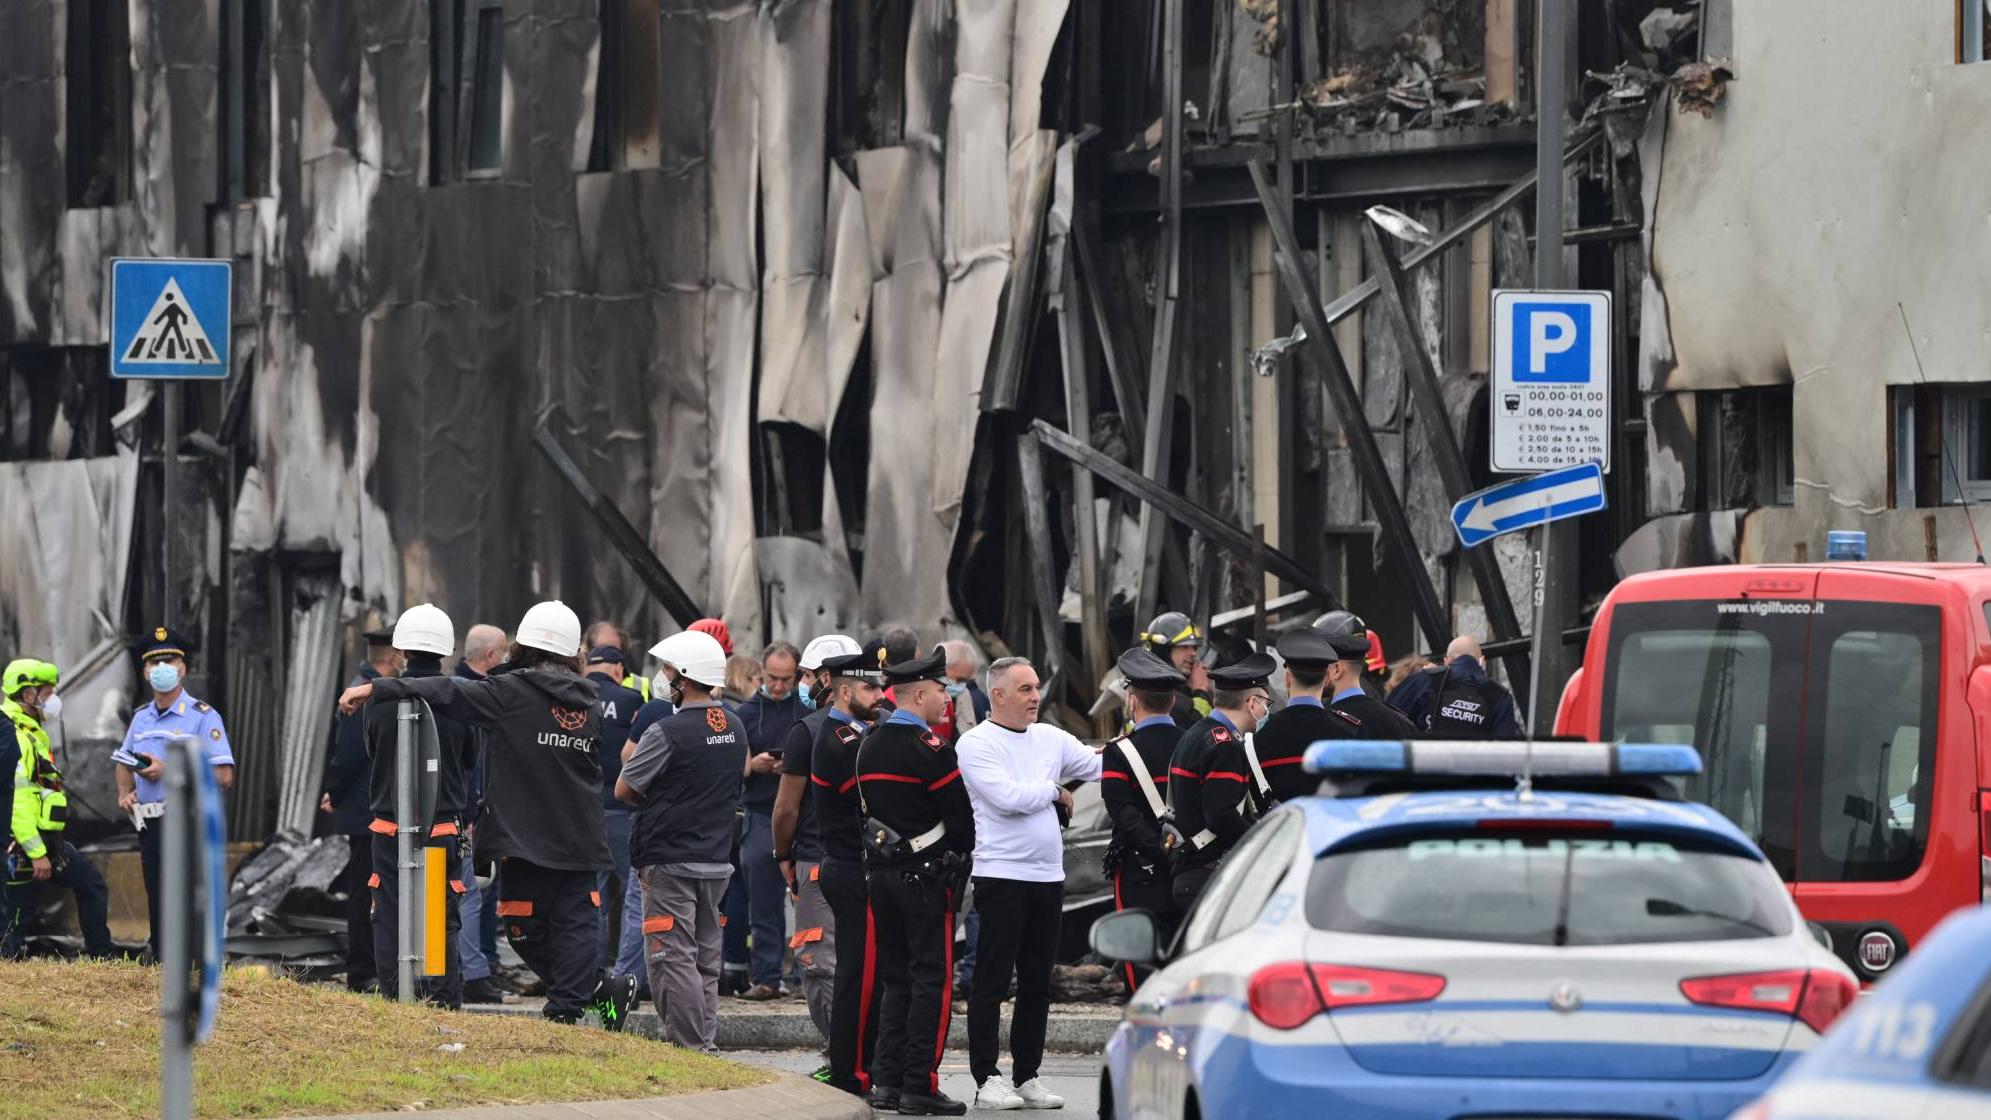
[1554,560,1991,983]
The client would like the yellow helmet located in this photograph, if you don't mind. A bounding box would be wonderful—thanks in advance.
[2,658,59,697]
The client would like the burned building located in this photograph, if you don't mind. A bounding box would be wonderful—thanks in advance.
[4,0,1890,840]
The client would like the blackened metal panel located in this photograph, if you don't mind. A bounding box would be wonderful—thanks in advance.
[758,0,833,432]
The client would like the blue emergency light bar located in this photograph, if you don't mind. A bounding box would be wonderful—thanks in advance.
[1301,740,1703,778]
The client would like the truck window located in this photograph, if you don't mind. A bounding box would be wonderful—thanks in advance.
[1603,611,1800,879]
[1599,600,1940,886]
[1802,610,1939,883]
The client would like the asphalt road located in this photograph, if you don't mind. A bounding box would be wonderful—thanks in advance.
[734,1048,1103,1117]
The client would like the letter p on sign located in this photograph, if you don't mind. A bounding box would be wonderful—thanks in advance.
[1509,301,1592,383]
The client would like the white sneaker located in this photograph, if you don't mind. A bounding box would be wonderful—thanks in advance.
[976,1074,1026,1111]
[1016,1078,1065,1110]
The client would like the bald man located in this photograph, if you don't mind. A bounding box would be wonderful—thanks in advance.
[1393,635,1523,739]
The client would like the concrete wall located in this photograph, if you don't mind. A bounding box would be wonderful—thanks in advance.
[1639,0,1991,566]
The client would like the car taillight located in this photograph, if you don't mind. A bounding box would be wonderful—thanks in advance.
[1680,969,1858,1035]
[1248,963,1446,1030]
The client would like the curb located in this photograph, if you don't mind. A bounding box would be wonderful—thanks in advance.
[285,1072,870,1120]
[462,1001,1119,1053]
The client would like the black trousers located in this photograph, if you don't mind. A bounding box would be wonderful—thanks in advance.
[498,857,601,1021]
[1,840,114,958]
[368,829,464,1008]
[340,831,377,988]
[137,821,163,957]
[1111,864,1176,991]
[867,864,956,1097]
[967,878,1063,1085]
[820,857,880,1095]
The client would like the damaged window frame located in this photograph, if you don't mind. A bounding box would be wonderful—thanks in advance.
[431,0,507,183]
[66,0,134,210]
[1695,386,1795,511]
[584,0,663,172]
[220,0,272,201]
[1892,383,1991,507]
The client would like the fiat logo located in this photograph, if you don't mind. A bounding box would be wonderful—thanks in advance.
[1858,930,1898,973]
[1548,981,1583,1013]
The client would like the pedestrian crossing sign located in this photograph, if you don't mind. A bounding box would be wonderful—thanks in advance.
[108,258,232,379]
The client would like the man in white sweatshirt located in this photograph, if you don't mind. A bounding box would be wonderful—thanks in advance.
[954,657,1102,1111]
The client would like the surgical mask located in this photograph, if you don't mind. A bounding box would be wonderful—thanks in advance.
[38,693,62,722]
[797,686,818,711]
[148,662,182,694]
[945,679,969,699]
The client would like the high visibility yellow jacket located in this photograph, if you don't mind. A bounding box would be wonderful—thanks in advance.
[4,699,66,860]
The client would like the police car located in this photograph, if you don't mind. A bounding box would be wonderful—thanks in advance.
[1090,739,1857,1120]
[1733,905,1991,1119]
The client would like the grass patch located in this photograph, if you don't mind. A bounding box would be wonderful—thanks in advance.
[0,960,769,1118]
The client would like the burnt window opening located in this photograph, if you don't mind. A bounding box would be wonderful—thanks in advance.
[2,348,118,462]
[431,0,506,184]
[1891,383,1991,507]
[829,0,912,155]
[66,0,132,209]
[585,0,662,172]
[754,423,827,541]
[1695,386,1794,511]
[221,0,271,200]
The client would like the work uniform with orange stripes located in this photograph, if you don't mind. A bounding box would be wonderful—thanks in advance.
[363,654,476,1007]
[856,648,977,1115]
[1165,654,1277,913]
[620,694,744,1052]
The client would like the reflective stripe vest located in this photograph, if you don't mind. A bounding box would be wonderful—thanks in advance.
[3,699,67,859]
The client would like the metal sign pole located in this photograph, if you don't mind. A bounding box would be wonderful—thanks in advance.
[159,738,195,1120]
[161,384,179,627]
[1528,0,1574,734]
[396,699,419,1002]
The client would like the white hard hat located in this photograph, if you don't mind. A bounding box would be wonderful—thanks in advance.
[648,630,728,690]
[392,603,456,657]
[799,633,861,672]
[516,600,582,658]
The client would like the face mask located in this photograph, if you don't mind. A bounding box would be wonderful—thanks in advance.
[148,662,182,694]
[38,693,62,722]
[944,679,969,699]
[797,687,818,711]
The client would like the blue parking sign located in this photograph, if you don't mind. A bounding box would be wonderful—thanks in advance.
[1490,289,1611,473]
[108,258,232,379]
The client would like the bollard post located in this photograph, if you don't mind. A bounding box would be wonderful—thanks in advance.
[396,699,420,1002]
[158,737,195,1120]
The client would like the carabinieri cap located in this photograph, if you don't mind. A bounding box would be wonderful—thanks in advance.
[881,644,948,687]
[821,640,888,685]
[1208,652,1277,691]
[1274,627,1340,669]
[1116,647,1187,693]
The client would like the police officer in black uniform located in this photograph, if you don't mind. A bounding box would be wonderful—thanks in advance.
[1100,648,1186,990]
[1165,653,1276,912]
[1251,629,1360,804]
[856,646,976,1116]
[1142,611,1211,729]
[806,644,898,1100]
[1316,611,1420,740]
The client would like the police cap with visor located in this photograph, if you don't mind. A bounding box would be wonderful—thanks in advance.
[138,626,192,663]
[881,645,948,687]
[1209,652,1276,691]
[1115,647,1186,693]
[1275,627,1341,669]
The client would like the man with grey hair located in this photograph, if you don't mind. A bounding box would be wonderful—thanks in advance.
[456,623,508,1003]
[940,640,989,739]
[955,657,1101,1110]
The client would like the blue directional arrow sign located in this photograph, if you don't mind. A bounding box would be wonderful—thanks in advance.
[1451,461,1607,548]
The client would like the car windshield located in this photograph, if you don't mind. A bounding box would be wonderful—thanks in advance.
[1599,599,1939,884]
[1305,829,1794,946]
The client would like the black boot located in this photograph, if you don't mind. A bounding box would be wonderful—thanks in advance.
[868,1086,901,1113]
[895,1089,967,1116]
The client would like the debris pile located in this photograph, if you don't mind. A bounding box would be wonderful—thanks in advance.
[1051,960,1131,1003]
[222,836,352,977]
[1294,53,1503,135]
